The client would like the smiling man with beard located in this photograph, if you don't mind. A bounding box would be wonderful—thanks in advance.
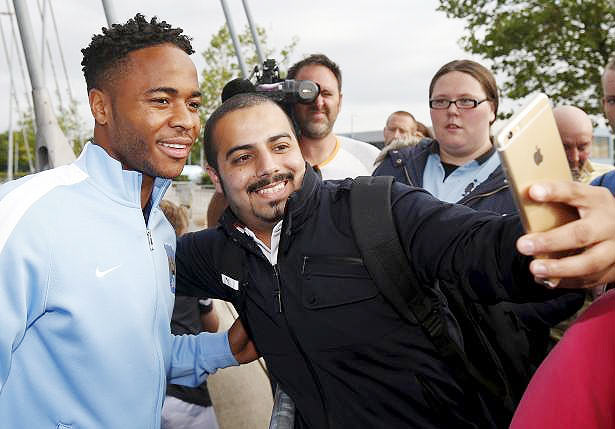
[176,92,615,429]
[206,54,379,227]
[205,100,304,242]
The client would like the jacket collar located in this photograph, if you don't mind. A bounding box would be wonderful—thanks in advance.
[387,138,433,187]
[392,139,499,188]
[73,142,171,209]
[280,162,320,240]
[457,164,508,203]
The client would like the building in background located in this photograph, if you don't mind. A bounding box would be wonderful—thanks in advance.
[592,127,614,165]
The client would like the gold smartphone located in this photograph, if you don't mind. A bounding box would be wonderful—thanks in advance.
[496,93,579,266]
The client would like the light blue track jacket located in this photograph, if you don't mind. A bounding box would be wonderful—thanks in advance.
[0,143,237,428]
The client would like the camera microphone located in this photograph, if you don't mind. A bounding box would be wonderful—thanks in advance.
[255,80,319,104]
[221,78,256,102]
[220,59,320,106]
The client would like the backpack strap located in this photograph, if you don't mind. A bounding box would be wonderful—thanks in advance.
[350,176,418,323]
[350,176,454,337]
[350,176,507,401]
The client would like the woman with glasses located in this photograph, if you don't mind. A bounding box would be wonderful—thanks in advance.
[374,59,511,211]
[373,59,584,417]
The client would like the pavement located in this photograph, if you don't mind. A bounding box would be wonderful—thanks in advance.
[165,183,274,429]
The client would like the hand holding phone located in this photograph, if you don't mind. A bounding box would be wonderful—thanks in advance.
[516,181,615,289]
[496,93,580,285]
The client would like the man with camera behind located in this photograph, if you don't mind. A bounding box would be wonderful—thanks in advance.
[286,54,379,179]
[206,54,379,227]
[177,92,615,428]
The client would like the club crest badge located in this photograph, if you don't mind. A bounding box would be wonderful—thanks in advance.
[164,243,176,293]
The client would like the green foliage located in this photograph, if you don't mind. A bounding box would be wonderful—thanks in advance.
[56,99,92,156]
[437,0,615,118]
[173,174,191,182]
[199,172,213,186]
[0,113,36,176]
[191,24,298,163]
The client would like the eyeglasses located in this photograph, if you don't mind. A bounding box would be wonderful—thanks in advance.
[429,98,489,110]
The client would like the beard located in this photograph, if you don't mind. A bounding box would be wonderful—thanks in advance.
[108,105,187,179]
[112,132,165,178]
[255,200,286,224]
[221,172,295,226]
[247,173,295,223]
[296,106,335,139]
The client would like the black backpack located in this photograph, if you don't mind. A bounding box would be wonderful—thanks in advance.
[349,176,539,427]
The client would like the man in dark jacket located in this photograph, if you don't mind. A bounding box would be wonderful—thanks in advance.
[176,93,615,428]
[373,138,584,400]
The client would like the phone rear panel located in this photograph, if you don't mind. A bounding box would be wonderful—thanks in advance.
[496,94,579,239]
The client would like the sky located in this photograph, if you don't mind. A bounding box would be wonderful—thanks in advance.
[0,0,478,137]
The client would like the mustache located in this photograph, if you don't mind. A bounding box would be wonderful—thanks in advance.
[247,173,294,193]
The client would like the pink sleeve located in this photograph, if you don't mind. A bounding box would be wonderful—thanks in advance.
[511,292,615,429]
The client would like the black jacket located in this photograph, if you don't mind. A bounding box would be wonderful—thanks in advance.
[174,166,564,428]
[374,139,584,399]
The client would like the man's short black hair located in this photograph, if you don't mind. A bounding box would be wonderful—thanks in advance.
[204,93,297,172]
[81,13,194,92]
[287,53,342,92]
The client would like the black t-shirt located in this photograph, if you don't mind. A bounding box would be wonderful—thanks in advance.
[441,145,496,180]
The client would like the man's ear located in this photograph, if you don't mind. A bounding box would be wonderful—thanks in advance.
[89,88,110,125]
[206,165,224,195]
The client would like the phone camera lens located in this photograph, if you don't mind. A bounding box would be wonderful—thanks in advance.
[508,131,514,139]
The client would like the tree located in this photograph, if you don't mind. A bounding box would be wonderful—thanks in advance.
[56,99,92,156]
[437,0,615,118]
[0,103,91,178]
[0,111,36,179]
[192,24,298,164]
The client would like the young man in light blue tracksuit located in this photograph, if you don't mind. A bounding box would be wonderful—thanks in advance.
[0,14,253,428]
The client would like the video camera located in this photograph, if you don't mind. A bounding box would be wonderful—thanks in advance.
[254,59,320,104]
[221,59,320,105]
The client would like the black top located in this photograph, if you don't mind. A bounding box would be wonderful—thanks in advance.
[174,166,553,428]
